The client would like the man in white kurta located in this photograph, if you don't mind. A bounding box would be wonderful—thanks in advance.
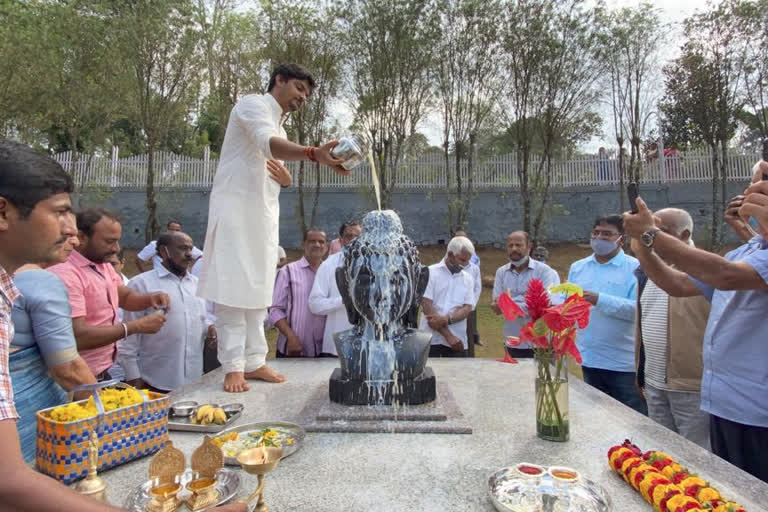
[308,221,362,355]
[196,64,347,392]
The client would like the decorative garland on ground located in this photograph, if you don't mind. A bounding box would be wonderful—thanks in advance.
[607,440,747,512]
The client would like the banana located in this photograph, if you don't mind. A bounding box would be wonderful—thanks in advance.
[203,409,215,425]
[213,408,227,425]
[196,404,214,422]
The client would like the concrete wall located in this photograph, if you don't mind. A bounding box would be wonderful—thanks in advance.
[75,181,752,250]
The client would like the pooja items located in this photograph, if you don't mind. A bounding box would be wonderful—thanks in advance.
[74,431,108,503]
[36,380,169,484]
[488,463,611,512]
[237,446,284,512]
[168,402,243,433]
[607,439,747,512]
[330,133,369,171]
[186,436,224,510]
[213,422,304,465]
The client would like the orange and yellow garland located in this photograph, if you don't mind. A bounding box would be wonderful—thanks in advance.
[607,440,746,512]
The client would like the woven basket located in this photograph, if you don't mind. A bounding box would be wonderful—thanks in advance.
[35,380,169,484]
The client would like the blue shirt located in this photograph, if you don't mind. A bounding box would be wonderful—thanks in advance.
[691,236,768,427]
[567,250,639,372]
[493,258,560,346]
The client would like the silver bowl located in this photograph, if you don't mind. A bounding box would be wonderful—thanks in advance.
[221,403,244,417]
[169,401,198,417]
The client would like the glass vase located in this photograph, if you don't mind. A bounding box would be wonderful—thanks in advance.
[535,351,569,442]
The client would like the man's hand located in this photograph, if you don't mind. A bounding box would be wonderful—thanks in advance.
[205,325,218,350]
[446,334,464,352]
[725,194,756,241]
[147,292,170,312]
[490,300,501,315]
[426,314,448,330]
[622,197,658,238]
[126,378,146,389]
[267,159,292,187]
[314,141,349,176]
[129,310,166,334]
[740,179,768,237]
[582,290,599,305]
[749,159,768,183]
[285,333,303,356]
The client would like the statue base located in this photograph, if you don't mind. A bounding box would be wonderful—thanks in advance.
[329,367,436,406]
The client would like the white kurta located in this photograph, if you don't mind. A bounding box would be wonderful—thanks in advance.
[308,251,349,355]
[197,93,286,309]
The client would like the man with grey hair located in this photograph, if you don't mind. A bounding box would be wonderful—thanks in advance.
[634,208,711,449]
[420,236,476,357]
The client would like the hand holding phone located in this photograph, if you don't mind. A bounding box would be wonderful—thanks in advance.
[627,183,640,214]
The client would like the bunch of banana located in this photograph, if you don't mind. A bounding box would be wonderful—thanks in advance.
[193,405,227,425]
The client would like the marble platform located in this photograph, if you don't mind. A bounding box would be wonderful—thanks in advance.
[95,359,768,512]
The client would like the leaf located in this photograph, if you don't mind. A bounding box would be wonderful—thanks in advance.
[549,282,584,297]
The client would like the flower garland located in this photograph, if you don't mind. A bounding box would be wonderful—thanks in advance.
[607,439,747,512]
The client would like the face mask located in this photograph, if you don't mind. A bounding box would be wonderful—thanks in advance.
[510,255,528,267]
[591,238,619,257]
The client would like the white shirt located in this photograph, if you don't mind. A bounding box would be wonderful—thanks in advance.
[308,252,349,355]
[119,266,210,391]
[466,262,482,308]
[640,278,670,390]
[137,240,202,270]
[197,93,287,308]
[419,261,475,349]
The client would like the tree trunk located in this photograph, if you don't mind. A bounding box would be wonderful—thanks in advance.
[617,138,625,212]
[145,143,159,244]
[532,152,553,243]
[719,140,729,249]
[519,146,531,234]
[454,142,464,231]
[296,159,307,237]
[310,160,321,226]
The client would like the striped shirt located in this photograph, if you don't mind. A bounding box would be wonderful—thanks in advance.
[269,257,326,357]
[0,265,20,420]
[640,278,670,390]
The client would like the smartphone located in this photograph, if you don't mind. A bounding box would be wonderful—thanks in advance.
[627,182,640,213]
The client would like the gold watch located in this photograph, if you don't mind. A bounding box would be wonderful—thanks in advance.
[641,227,661,248]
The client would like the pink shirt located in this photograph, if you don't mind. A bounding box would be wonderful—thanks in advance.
[49,251,122,375]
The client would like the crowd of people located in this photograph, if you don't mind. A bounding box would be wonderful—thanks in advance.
[2,60,768,511]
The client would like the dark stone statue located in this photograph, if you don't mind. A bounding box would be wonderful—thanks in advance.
[329,210,436,405]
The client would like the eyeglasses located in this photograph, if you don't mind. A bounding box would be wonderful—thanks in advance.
[591,229,620,238]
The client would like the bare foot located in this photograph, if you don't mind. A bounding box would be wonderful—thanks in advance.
[223,372,250,393]
[244,365,286,383]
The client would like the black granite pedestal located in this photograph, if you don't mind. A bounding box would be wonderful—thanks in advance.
[329,367,436,405]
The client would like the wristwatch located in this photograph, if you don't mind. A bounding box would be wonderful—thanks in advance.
[641,227,661,248]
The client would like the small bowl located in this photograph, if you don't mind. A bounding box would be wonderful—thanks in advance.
[514,462,545,478]
[169,401,198,417]
[150,481,181,499]
[548,466,580,483]
[186,476,217,494]
[220,403,244,417]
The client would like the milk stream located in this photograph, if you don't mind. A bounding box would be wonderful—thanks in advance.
[367,150,382,211]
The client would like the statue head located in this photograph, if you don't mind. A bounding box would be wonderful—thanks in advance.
[336,210,428,334]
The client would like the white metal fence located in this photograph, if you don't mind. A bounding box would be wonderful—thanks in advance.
[54,147,762,190]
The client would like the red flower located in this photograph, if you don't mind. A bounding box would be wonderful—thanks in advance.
[519,320,550,349]
[552,327,582,364]
[524,278,550,321]
[498,291,525,321]
[541,294,592,332]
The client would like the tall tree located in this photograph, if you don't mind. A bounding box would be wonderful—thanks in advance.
[434,0,502,232]
[262,0,343,236]
[115,0,202,241]
[338,0,438,209]
[661,0,746,250]
[736,0,768,157]
[597,3,665,210]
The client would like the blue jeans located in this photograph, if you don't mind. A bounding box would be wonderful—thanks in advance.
[582,366,648,415]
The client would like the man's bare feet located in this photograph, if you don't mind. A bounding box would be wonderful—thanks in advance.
[223,371,250,393]
[244,365,286,383]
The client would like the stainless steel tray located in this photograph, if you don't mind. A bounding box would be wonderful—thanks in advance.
[168,404,243,433]
[213,421,305,466]
[123,468,240,511]
[488,465,612,512]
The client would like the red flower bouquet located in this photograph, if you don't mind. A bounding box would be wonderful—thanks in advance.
[498,279,592,441]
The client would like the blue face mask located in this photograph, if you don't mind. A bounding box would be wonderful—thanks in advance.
[590,238,618,257]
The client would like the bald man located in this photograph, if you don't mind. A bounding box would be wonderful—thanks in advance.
[634,209,711,449]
